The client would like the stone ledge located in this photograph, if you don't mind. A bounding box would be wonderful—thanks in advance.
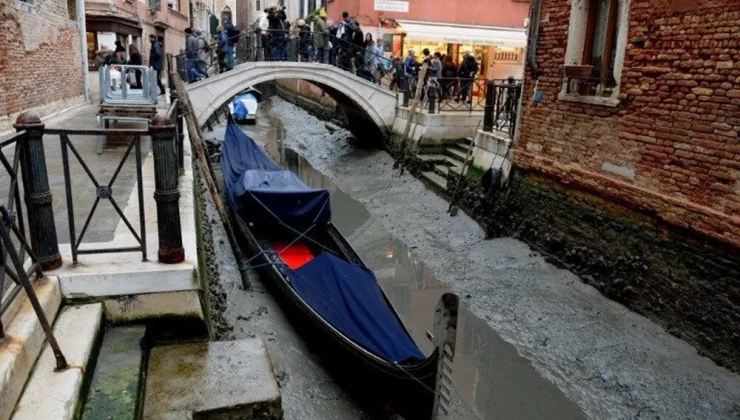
[0,278,62,420]
[143,339,282,419]
[557,91,621,107]
[12,303,103,420]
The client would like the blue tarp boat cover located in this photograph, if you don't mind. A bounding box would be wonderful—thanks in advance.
[232,93,257,120]
[221,121,425,363]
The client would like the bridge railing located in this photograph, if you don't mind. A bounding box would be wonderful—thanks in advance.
[173,29,522,120]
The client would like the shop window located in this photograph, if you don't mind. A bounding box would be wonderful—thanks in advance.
[493,48,520,63]
[561,0,629,106]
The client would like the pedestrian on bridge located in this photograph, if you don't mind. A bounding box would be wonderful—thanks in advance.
[185,28,206,82]
[195,29,210,79]
[313,8,328,64]
[128,43,143,89]
[217,25,230,73]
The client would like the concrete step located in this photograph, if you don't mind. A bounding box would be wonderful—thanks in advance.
[444,146,469,163]
[421,171,448,191]
[418,153,451,162]
[435,164,464,178]
[80,326,147,420]
[0,278,63,420]
[143,339,282,419]
[451,142,472,154]
[12,303,104,420]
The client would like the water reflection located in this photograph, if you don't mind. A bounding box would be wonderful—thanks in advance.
[249,116,586,420]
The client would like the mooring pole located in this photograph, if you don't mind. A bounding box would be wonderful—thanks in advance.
[149,115,185,264]
[14,113,62,270]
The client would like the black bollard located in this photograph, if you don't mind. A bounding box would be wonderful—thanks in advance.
[483,80,495,132]
[401,75,411,107]
[14,113,62,270]
[149,115,185,264]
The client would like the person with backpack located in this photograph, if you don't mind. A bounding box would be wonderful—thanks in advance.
[217,25,230,72]
[195,29,210,78]
[312,8,328,63]
[336,11,356,71]
[224,20,241,68]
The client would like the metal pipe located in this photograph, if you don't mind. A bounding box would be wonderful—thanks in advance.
[76,0,91,104]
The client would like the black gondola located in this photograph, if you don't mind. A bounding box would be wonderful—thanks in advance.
[220,120,459,419]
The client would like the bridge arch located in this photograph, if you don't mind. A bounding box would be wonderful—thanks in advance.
[186,62,397,135]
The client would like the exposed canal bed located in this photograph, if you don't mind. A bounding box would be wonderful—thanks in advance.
[200,94,740,419]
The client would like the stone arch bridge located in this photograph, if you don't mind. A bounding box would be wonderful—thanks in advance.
[186,62,398,135]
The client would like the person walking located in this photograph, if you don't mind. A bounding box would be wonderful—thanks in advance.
[255,8,270,60]
[336,11,356,71]
[128,43,143,89]
[217,25,230,72]
[185,28,204,81]
[297,19,312,61]
[148,34,166,96]
[374,39,387,85]
[359,33,377,83]
[313,8,328,63]
[351,22,364,73]
[223,20,241,68]
[195,29,210,78]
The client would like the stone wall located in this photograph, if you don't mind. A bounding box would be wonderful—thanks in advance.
[0,0,83,117]
[517,0,740,249]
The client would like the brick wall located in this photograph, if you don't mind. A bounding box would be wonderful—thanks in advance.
[0,0,83,117]
[517,0,740,248]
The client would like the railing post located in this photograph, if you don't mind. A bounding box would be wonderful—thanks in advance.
[149,115,185,264]
[483,80,495,132]
[427,82,437,114]
[401,75,411,107]
[14,113,62,270]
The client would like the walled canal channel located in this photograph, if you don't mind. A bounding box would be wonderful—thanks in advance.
[200,94,740,420]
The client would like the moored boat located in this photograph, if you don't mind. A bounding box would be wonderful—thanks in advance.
[228,88,260,124]
[220,120,459,419]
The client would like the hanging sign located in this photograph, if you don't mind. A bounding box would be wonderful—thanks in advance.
[374,0,409,13]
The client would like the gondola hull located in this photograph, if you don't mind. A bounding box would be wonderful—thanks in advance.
[231,211,440,420]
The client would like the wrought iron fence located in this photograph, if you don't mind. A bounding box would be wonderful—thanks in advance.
[0,129,67,370]
[45,128,148,264]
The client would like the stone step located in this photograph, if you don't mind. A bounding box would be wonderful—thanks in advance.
[421,171,448,191]
[12,303,104,420]
[417,153,451,162]
[444,146,469,163]
[143,339,282,419]
[80,325,147,420]
[451,141,472,154]
[435,164,464,178]
[0,278,62,420]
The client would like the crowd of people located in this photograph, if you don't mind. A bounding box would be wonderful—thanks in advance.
[178,8,499,108]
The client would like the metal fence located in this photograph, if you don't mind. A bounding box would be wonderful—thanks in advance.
[0,100,189,370]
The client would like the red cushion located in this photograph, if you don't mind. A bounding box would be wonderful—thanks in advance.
[273,242,315,270]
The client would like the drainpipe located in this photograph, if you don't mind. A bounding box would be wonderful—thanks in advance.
[77,0,91,104]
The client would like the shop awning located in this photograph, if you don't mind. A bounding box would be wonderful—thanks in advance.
[396,20,527,49]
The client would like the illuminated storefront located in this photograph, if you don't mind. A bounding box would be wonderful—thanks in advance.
[393,20,527,82]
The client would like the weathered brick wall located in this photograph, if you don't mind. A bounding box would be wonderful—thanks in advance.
[517,0,740,248]
[0,0,83,116]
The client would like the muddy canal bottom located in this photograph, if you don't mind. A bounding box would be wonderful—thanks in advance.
[221,102,585,420]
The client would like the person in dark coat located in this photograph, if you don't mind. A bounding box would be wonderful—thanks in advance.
[440,54,457,99]
[457,52,479,103]
[223,21,241,68]
[336,11,356,71]
[351,23,364,73]
[128,43,143,89]
[148,34,165,95]
[267,6,287,60]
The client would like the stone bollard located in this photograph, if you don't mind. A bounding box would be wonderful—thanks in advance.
[14,113,62,270]
[483,80,495,132]
[149,115,185,264]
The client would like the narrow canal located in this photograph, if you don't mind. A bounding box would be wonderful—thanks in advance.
[205,91,740,420]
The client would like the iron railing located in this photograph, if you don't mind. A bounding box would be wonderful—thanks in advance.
[46,128,148,264]
[0,107,188,372]
[0,129,67,370]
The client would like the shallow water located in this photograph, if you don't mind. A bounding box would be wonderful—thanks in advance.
[238,105,586,420]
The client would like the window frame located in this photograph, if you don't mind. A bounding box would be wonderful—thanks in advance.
[560,0,630,106]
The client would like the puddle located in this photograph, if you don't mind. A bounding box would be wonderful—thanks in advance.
[232,111,586,420]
